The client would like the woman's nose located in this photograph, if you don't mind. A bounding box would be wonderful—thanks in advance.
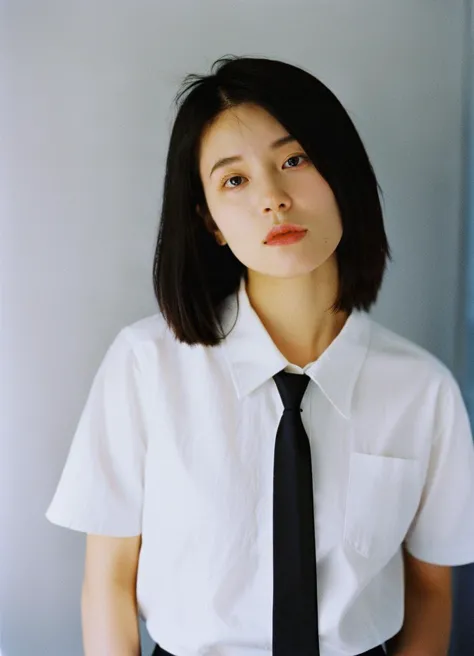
[263,199,290,214]
[260,183,292,215]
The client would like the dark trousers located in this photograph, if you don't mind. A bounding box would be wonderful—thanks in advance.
[152,643,386,655]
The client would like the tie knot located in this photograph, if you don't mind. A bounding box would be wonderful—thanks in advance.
[273,370,310,411]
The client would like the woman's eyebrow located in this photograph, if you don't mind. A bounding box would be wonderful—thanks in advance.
[209,135,297,178]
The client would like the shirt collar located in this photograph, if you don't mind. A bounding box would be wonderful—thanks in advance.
[218,277,371,420]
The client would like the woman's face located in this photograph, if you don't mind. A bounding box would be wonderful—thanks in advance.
[198,103,343,279]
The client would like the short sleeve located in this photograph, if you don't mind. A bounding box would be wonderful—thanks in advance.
[404,372,474,565]
[45,328,148,537]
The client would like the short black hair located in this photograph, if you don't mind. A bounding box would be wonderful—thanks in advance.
[153,54,391,346]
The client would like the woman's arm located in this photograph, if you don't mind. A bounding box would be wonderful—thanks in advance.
[385,544,452,656]
[81,534,142,656]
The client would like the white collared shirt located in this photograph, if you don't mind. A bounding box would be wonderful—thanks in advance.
[46,279,474,656]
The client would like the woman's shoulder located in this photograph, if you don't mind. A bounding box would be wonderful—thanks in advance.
[120,311,170,346]
[112,309,200,366]
[365,315,454,385]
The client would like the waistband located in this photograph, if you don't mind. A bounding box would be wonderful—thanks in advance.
[152,644,386,656]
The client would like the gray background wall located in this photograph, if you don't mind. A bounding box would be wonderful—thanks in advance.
[464,1,474,418]
[1,1,472,654]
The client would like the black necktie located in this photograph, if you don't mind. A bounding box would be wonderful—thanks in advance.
[272,370,320,655]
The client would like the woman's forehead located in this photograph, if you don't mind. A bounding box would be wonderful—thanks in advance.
[203,104,283,142]
[199,105,289,172]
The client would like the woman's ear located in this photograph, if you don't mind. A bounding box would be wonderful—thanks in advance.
[196,203,211,229]
[215,232,227,246]
[196,204,227,246]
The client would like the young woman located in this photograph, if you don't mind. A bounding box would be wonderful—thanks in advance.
[46,55,474,656]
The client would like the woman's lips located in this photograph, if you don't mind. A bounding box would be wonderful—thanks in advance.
[264,228,308,246]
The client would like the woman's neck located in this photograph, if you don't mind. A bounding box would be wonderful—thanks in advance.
[245,257,348,366]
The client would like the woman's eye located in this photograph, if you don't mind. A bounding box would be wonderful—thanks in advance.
[283,154,308,168]
[221,154,308,189]
[223,175,245,189]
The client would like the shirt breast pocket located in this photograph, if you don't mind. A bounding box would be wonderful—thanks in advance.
[343,452,422,560]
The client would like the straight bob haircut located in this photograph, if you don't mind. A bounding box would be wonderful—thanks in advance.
[153,54,391,346]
